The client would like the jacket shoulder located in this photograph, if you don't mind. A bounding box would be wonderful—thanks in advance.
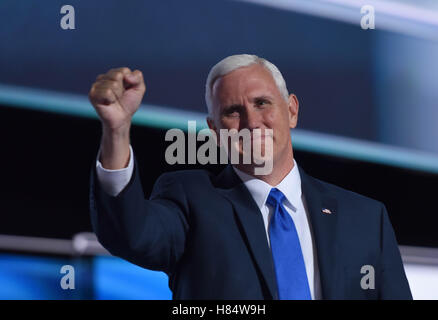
[305,172,384,211]
[155,168,217,186]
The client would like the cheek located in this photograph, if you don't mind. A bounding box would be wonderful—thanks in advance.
[263,108,276,124]
[263,107,284,129]
[264,107,289,140]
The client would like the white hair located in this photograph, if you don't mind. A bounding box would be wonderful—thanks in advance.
[205,54,289,116]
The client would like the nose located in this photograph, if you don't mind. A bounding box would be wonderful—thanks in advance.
[241,105,261,131]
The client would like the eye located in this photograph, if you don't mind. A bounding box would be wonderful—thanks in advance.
[223,106,241,117]
[255,98,270,106]
[226,111,240,118]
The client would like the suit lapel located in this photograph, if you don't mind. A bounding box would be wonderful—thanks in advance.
[214,165,279,300]
[213,164,343,300]
[299,167,341,299]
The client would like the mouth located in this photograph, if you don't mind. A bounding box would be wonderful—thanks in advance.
[250,132,273,141]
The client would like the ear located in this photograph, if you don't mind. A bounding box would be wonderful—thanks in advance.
[288,94,299,129]
[206,116,220,146]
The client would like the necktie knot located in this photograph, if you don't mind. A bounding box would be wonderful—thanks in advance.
[267,188,285,208]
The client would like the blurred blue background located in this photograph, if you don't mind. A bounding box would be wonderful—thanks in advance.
[0,252,171,299]
[0,0,437,299]
[94,256,171,300]
[1,0,437,153]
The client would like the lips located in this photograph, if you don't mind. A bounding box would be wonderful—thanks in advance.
[251,133,273,141]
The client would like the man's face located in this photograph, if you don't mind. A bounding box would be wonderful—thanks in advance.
[207,63,299,167]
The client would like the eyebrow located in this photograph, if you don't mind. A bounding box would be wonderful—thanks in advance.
[221,104,243,114]
[220,95,275,115]
[252,95,273,102]
[223,95,274,108]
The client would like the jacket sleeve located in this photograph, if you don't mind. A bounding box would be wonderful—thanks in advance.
[378,204,413,299]
[89,154,189,275]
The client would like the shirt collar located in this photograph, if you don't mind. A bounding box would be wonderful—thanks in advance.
[232,159,302,212]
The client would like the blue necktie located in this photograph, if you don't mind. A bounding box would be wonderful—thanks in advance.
[267,188,311,300]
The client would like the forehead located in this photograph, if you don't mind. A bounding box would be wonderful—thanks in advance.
[212,64,279,104]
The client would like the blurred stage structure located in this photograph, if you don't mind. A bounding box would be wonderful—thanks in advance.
[0,233,437,299]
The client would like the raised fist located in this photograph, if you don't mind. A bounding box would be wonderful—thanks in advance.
[89,67,146,131]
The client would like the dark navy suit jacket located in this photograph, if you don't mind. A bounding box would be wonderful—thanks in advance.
[89,156,412,299]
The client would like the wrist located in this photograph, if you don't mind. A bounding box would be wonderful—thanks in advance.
[100,124,131,169]
[102,123,131,140]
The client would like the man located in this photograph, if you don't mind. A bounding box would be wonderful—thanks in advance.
[88,54,412,299]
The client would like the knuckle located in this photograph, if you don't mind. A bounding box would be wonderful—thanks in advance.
[110,72,123,81]
[111,81,120,89]
[93,81,104,91]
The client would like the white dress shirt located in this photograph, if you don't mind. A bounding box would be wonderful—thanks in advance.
[232,162,322,300]
[96,146,322,299]
[95,145,134,197]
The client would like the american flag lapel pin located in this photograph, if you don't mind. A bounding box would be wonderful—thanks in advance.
[322,208,332,215]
